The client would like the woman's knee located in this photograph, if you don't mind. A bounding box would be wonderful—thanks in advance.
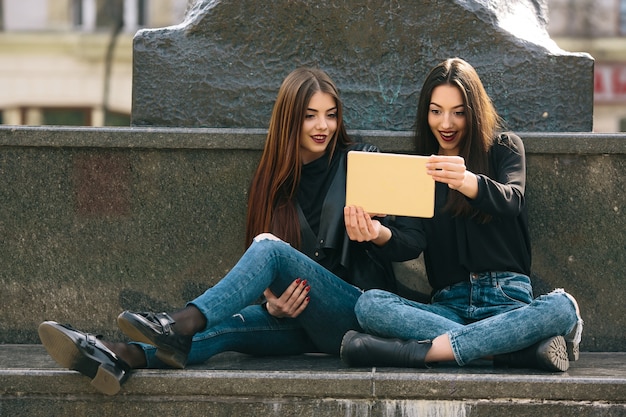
[540,289,581,333]
[355,289,395,328]
[250,233,289,254]
[253,232,283,243]
[553,289,583,335]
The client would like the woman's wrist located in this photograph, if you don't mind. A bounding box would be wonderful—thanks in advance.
[372,225,392,246]
[458,171,479,199]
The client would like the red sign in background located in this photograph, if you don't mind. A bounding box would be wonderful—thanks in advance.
[595,63,626,103]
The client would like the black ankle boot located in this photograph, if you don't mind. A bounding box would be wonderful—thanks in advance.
[38,321,131,395]
[117,311,192,369]
[340,330,432,368]
[494,336,569,372]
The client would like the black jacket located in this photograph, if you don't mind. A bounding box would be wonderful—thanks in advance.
[296,142,399,293]
[379,133,531,292]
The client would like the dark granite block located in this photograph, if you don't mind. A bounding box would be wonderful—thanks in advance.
[131,0,593,132]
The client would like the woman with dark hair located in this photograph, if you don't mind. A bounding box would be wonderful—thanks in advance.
[341,58,584,372]
[38,67,412,395]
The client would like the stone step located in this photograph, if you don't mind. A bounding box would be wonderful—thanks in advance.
[1,345,625,416]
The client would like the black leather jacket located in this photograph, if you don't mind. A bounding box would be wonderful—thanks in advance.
[296,142,399,293]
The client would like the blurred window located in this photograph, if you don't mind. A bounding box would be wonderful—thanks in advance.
[3,0,49,31]
[137,0,147,27]
[621,0,626,35]
[95,0,123,29]
[105,111,131,126]
[72,0,147,31]
[72,0,83,26]
[42,108,91,126]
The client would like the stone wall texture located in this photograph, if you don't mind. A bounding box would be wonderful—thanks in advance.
[131,0,594,131]
[0,127,623,352]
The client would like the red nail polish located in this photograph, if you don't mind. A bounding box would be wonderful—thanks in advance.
[306,286,311,292]
[301,280,308,286]
[295,278,301,284]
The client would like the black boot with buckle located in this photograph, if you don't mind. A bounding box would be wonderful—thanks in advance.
[340,330,432,368]
[117,311,192,369]
[38,321,131,395]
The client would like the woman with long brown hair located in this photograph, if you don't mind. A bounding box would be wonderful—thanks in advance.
[341,58,584,372]
[38,67,409,395]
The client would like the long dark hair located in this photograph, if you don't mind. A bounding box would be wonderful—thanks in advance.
[414,58,502,222]
[245,68,352,247]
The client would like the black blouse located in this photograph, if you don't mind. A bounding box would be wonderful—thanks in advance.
[380,133,532,291]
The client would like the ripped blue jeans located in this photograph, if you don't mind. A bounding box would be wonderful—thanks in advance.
[355,272,583,366]
[138,234,363,367]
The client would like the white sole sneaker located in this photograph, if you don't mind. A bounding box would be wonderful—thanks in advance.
[552,289,583,361]
[536,335,570,372]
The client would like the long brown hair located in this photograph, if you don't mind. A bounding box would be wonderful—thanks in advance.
[414,58,502,222]
[245,68,352,247]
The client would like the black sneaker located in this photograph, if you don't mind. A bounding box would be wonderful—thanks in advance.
[38,321,131,395]
[117,311,192,369]
[494,335,570,372]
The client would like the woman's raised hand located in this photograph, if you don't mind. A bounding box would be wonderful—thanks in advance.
[263,279,310,318]
[426,155,478,199]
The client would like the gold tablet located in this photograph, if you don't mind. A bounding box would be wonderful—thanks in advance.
[346,151,435,218]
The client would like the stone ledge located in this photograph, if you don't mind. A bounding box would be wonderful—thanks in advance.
[2,345,625,416]
[2,345,625,402]
[1,126,625,155]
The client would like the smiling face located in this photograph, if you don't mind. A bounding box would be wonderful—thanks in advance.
[428,84,467,156]
[299,91,338,164]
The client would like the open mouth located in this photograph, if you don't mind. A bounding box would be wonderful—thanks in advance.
[439,131,457,142]
[311,135,327,144]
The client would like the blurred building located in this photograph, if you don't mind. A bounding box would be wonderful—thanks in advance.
[0,0,188,126]
[1,0,625,131]
[548,0,626,132]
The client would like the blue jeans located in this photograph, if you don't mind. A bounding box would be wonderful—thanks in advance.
[355,272,582,366]
[143,305,318,367]
[140,234,363,368]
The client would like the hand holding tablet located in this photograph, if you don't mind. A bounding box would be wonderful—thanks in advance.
[346,151,435,218]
